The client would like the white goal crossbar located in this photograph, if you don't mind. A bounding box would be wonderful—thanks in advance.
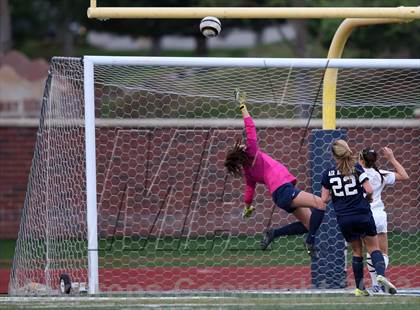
[84,56,420,69]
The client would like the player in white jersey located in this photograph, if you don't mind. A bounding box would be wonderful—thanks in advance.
[358,147,409,293]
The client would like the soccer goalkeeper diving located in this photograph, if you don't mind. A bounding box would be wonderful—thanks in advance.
[224,89,325,256]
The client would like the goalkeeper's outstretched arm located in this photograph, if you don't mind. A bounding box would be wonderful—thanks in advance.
[232,89,257,218]
[235,89,258,158]
[239,99,249,118]
[235,88,250,118]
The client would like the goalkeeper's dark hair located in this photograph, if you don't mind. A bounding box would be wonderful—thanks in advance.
[224,138,253,177]
[331,139,355,176]
[359,148,385,184]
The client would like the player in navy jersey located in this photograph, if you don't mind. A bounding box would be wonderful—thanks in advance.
[321,139,397,296]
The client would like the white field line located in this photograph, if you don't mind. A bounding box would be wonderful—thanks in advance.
[2,288,420,302]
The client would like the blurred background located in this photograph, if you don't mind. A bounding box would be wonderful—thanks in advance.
[0,0,419,294]
[1,0,420,118]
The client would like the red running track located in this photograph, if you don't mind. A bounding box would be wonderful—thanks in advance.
[2,265,419,293]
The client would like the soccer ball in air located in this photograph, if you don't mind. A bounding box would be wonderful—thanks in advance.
[200,16,221,38]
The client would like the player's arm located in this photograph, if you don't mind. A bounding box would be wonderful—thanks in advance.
[355,164,373,202]
[321,186,331,204]
[362,180,373,203]
[382,147,409,181]
[236,88,249,117]
[242,177,256,218]
[320,170,331,204]
[239,100,250,118]
[235,89,258,157]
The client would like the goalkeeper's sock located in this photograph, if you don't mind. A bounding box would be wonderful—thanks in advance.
[370,250,386,277]
[272,222,307,239]
[305,209,325,245]
[352,256,365,290]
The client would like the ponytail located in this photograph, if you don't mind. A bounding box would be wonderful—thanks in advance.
[360,148,384,184]
[332,139,355,176]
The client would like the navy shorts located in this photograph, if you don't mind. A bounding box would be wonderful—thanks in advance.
[337,212,377,242]
[272,182,301,213]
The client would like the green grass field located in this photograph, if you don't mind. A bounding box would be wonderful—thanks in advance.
[2,234,419,308]
[2,232,419,269]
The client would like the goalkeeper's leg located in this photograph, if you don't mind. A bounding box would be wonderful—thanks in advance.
[260,207,309,251]
[305,209,325,245]
[263,188,325,253]
[261,222,308,251]
[290,191,325,210]
[267,210,324,246]
[289,191,326,256]
[260,207,323,255]
[273,222,308,239]
[273,184,326,242]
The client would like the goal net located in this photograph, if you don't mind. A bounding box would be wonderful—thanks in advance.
[9,56,420,295]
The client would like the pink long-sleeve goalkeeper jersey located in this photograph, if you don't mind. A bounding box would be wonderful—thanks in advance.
[242,116,297,205]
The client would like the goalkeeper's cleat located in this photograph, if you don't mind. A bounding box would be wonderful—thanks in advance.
[304,242,317,259]
[354,288,370,297]
[260,229,275,251]
[377,275,397,295]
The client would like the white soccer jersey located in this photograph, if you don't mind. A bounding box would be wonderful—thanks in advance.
[363,167,396,210]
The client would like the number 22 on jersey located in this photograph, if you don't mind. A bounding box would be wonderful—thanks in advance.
[330,176,358,197]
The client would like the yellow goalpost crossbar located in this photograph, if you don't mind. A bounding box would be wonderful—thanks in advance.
[87,1,420,20]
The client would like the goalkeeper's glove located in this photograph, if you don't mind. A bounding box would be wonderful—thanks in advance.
[234,88,247,112]
[242,205,255,219]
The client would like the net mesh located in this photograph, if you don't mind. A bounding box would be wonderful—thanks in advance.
[9,57,420,295]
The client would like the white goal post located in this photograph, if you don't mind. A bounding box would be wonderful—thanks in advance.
[83,56,420,295]
[10,56,420,296]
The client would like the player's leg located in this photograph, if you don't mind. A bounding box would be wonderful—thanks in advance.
[305,208,325,245]
[377,211,390,291]
[270,209,324,241]
[367,233,389,291]
[260,208,309,251]
[263,185,325,252]
[291,207,311,228]
[349,239,369,295]
[260,207,323,256]
[378,233,389,272]
[290,190,325,210]
[366,210,389,292]
[260,221,307,251]
[366,252,379,289]
[378,233,389,255]
[364,235,396,295]
[291,192,325,256]
[350,239,363,256]
[377,210,389,267]
[337,216,369,296]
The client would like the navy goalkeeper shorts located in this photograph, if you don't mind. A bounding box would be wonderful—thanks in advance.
[272,182,301,214]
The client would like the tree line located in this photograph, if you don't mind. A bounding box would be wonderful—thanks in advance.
[1,0,419,57]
